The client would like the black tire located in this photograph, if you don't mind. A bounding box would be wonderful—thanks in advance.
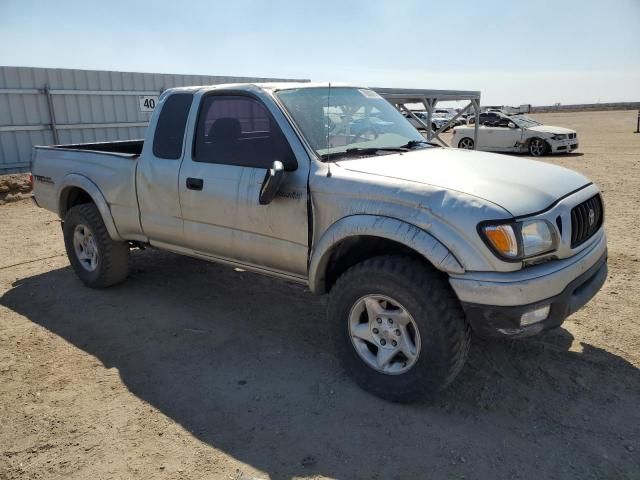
[328,255,470,403]
[458,137,474,149]
[528,137,549,157]
[63,203,129,288]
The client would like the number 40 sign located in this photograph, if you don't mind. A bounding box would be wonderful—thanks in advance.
[138,95,158,112]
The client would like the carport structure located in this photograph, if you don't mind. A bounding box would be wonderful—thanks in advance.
[374,87,481,148]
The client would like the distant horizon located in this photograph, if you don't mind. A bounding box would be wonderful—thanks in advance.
[3,64,639,109]
[1,0,639,106]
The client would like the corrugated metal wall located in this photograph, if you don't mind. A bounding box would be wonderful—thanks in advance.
[0,66,308,173]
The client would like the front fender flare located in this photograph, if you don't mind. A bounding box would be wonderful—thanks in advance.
[57,174,122,241]
[308,215,464,294]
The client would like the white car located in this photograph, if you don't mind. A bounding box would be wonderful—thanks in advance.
[452,113,578,156]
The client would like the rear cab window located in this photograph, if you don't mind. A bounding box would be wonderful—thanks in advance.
[153,93,194,159]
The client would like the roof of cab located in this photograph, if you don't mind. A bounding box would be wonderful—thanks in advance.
[163,82,358,96]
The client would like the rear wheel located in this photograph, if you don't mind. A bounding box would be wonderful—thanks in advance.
[458,137,474,149]
[63,203,129,288]
[328,255,470,403]
[528,137,549,157]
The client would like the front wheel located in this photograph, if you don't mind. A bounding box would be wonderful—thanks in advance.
[528,137,549,157]
[63,203,129,288]
[328,256,470,403]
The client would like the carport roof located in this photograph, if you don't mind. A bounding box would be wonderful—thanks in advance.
[373,87,481,102]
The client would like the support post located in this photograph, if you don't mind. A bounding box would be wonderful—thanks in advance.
[635,110,640,133]
[424,98,434,142]
[471,99,480,149]
[433,102,472,138]
[44,85,59,145]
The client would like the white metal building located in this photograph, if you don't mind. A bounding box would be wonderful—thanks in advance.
[0,66,309,173]
[0,67,483,174]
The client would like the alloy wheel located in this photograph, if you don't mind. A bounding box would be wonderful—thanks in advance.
[459,138,474,149]
[72,224,99,272]
[529,138,546,156]
[348,294,421,375]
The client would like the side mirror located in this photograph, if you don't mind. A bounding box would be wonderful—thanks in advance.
[259,160,286,205]
[508,122,517,129]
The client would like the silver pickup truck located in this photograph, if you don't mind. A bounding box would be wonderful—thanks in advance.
[32,83,607,402]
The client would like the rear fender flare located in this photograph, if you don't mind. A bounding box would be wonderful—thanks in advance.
[57,174,122,241]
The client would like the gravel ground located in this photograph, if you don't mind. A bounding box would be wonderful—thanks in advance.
[1,110,639,480]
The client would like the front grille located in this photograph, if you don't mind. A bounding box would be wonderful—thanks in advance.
[568,133,576,139]
[570,194,603,248]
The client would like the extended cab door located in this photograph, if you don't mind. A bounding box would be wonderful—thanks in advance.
[177,91,309,279]
[136,92,194,245]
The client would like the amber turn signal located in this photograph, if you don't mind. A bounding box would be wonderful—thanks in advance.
[483,224,519,258]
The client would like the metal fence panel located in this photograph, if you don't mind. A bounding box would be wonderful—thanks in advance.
[0,66,308,173]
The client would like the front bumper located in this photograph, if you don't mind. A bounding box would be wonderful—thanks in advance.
[461,252,606,338]
[549,137,579,154]
[449,232,607,338]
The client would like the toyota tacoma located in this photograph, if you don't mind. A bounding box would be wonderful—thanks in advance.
[31,83,607,402]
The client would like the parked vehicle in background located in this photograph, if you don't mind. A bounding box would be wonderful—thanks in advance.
[453,111,579,156]
[31,83,605,402]
[434,108,466,126]
[431,113,455,130]
[468,111,505,125]
[403,111,452,132]
[483,104,532,115]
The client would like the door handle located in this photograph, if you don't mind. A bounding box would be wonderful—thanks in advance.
[186,177,203,191]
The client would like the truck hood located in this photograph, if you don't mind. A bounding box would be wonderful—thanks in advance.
[527,125,576,135]
[335,147,590,217]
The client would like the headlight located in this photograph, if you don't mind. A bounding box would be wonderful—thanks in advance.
[551,134,567,140]
[521,220,555,256]
[480,220,557,260]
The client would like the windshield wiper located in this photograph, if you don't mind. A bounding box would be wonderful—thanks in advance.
[321,146,408,161]
[399,140,439,149]
[320,140,438,161]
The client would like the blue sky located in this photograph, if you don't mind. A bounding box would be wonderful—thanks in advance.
[1,0,639,105]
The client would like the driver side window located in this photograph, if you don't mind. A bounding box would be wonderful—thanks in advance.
[193,95,296,170]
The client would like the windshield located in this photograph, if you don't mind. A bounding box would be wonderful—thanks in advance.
[275,87,428,159]
[511,114,541,128]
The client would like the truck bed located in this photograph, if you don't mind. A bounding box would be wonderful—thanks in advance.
[32,140,144,240]
[47,139,144,157]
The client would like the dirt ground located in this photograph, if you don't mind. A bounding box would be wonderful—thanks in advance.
[1,110,639,480]
[0,175,32,205]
